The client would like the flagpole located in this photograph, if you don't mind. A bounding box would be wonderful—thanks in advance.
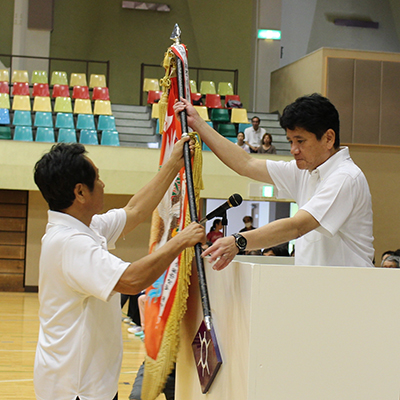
[171,24,212,331]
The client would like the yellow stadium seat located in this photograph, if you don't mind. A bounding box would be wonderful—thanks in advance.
[12,95,31,111]
[31,70,48,84]
[11,70,29,83]
[190,80,197,93]
[151,103,159,119]
[200,81,216,95]
[54,97,73,113]
[70,73,87,87]
[51,71,68,86]
[0,93,10,109]
[74,99,92,114]
[218,82,234,96]
[230,108,249,124]
[143,78,160,92]
[193,106,210,121]
[33,96,52,112]
[0,69,10,82]
[89,74,107,88]
[93,100,112,115]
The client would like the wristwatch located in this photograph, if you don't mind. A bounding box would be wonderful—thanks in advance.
[232,233,247,252]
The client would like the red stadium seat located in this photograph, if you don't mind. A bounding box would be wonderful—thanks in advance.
[225,94,241,108]
[205,94,222,109]
[92,87,110,101]
[32,83,50,97]
[147,90,162,104]
[190,92,202,104]
[12,82,30,96]
[0,82,9,94]
[52,84,70,98]
[72,85,90,100]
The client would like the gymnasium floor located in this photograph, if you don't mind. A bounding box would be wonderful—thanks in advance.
[0,292,164,399]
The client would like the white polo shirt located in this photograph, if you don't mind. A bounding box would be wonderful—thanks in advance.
[34,209,130,400]
[267,147,374,267]
[244,126,266,148]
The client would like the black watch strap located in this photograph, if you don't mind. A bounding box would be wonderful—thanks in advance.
[232,233,247,251]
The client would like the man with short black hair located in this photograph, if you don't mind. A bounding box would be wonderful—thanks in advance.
[33,141,205,400]
[174,93,374,270]
[244,116,266,153]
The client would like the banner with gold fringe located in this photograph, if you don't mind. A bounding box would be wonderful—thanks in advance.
[141,43,203,400]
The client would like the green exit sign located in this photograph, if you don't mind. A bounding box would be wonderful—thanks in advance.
[258,29,281,40]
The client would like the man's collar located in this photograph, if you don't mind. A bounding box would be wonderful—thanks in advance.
[313,146,350,180]
[47,210,94,236]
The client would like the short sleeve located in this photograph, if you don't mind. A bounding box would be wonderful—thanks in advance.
[267,159,299,200]
[91,208,126,250]
[62,233,130,301]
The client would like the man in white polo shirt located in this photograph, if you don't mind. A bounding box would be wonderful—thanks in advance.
[244,116,266,153]
[174,93,374,270]
[33,141,205,400]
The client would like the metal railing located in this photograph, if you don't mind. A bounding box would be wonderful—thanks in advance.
[0,54,110,87]
[140,63,239,105]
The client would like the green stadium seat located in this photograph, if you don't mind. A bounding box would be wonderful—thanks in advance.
[210,108,229,122]
[218,123,237,137]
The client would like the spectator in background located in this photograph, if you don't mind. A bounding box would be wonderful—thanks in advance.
[206,219,224,244]
[262,243,290,257]
[236,132,250,153]
[257,132,277,154]
[380,255,400,268]
[244,116,266,153]
[381,250,395,262]
[239,215,255,233]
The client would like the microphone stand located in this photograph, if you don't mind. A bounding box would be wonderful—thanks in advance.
[221,210,228,237]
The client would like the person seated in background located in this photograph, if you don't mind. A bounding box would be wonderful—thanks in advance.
[262,243,290,257]
[236,131,250,153]
[206,219,224,245]
[244,116,266,153]
[257,132,277,154]
[246,249,262,255]
[239,215,255,233]
[381,250,395,263]
[380,255,400,268]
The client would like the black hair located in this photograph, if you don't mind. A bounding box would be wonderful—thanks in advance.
[251,116,260,123]
[262,132,273,144]
[263,243,289,257]
[243,215,253,223]
[209,219,222,233]
[34,143,96,211]
[280,93,340,149]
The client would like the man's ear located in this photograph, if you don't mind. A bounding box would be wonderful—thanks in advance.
[74,183,86,204]
[325,129,336,150]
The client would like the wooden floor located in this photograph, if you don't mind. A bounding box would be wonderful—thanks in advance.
[0,292,165,399]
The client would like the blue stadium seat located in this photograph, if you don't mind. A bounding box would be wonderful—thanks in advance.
[79,129,98,145]
[56,113,74,129]
[36,127,55,142]
[0,109,10,125]
[34,112,53,127]
[14,126,33,141]
[238,123,251,133]
[77,114,95,130]
[97,115,116,131]
[13,110,32,126]
[58,128,77,143]
[101,130,120,146]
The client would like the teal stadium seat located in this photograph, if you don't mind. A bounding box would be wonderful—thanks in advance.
[238,123,251,132]
[0,109,10,124]
[0,126,11,140]
[58,128,77,143]
[218,123,237,137]
[36,127,55,142]
[79,129,98,145]
[97,115,116,131]
[14,126,33,141]
[56,113,74,129]
[34,112,53,127]
[101,130,120,146]
[13,110,32,126]
[77,114,95,130]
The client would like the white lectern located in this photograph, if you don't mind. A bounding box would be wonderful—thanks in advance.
[176,256,400,400]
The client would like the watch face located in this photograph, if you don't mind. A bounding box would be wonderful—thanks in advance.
[237,236,247,248]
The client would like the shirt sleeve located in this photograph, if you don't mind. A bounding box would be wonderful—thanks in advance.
[267,159,299,200]
[301,173,354,237]
[62,232,130,302]
[90,208,127,250]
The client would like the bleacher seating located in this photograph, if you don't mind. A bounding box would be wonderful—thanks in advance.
[52,84,70,98]
[93,87,110,101]
[54,97,73,113]
[12,70,29,83]
[58,128,77,143]
[205,94,222,109]
[217,82,234,96]
[34,112,53,127]
[0,109,10,125]
[50,71,68,86]
[89,74,107,88]
[12,82,30,96]
[56,113,74,129]
[14,126,33,141]
[31,71,48,84]
[32,83,50,97]
[0,93,10,109]
[0,82,9,94]
[200,81,216,95]
[35,127,55,143]
[79,129,99,145]
[70,73,87,87]
[12,95,31,111]
[0,70,10,83]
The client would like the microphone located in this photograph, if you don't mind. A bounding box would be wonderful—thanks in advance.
[199,193,243,224]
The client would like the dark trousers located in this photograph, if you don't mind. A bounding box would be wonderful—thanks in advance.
[77,394,117,400]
